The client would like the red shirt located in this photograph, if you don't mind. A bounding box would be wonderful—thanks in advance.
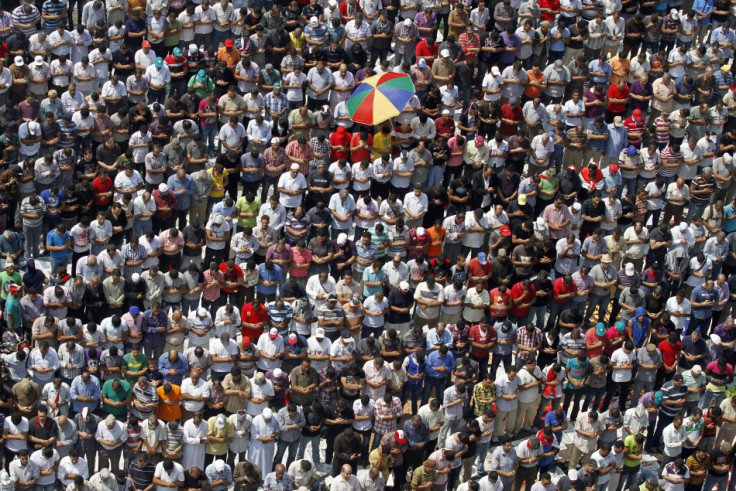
[658,339,682,367]
[338,0,362,21]
[329,130,352,161]
[434,116,455,137]
[607,84,630,114]
[350,133,373,163]
[468,324,497,357]
[585,327,607,358]
[510,282,536,317]
[551,277,576,303]
[415,40,438,67]
[219,263,243,294]
[489,288,512,318]
[92,176,113,206]
[538,0,561,20]
[240,302,268,340]
[499,104,523,137]
[603,326,626,356]
[466,257,493,289]
[624,117,646,148]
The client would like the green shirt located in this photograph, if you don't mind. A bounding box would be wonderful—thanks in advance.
[0,271,21,299]
[101,378,132,415]
[164,19,182,47]
[121,353,148,384]
[624,434,642,467]
[236,196,261,228]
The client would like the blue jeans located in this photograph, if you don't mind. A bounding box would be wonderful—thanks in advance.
[422,376,446,405]
[531,304,547,329]
[426,166,444,190]
[703,389,726,410]
[133,218,153,239]
[297,434,321,464]
[582,386,607,412]
[212,29,231,49]
[23,223,42,259]
[201,124,218,155]
[686,201,708,222]
[618,465,640,491]
[402,381,423,415]
[703,473,728,491]
[50,255,69,278]
[475,441,491,473]
[181,297,199,316]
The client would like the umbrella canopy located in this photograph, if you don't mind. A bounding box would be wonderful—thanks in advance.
[346,72,416,125]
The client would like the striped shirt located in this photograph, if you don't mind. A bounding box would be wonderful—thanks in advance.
[264,91,288,121]
[369,227,390,260]
[129,460,155,489]
[690,175,715,205]
[355,241,378,274]
[11,5,41,36]
[163,424,183,458]
[659,147,683,178]
[58,121,77,149]
[131,383,159,419]
[124,423,142,452]
[41,0,66,30]
[266,301,294,333]
[654,117,672,145]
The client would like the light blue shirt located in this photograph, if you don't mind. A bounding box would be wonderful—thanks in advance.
[425,328,453,350]
[711,28,736,58]
[425,350,455,378]
[605,124,629,158]
[205,464,233,491]
[361,267,386,297]
[166,174,196,211]
[69,375,101,413]
[588,59,612,83]
[156,352,188,385]
[601,167,623,196]
[549,26,569,52]
[257,263,283,295]
[693,0,713,25]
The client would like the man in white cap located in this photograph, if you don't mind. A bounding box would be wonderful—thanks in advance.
[432,49,456,89]
[307,327,332,375]
[204,459,232,491]
[248,407,279,480]
[277,163,307,211]
[95,414,126,473]
[204,214,231,265]
[394,18,419,67]
[187,307,214,349]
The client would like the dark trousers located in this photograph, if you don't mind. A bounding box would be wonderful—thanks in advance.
[647,412,676,451]
[272,439,298,469]
[98,446,122,474]
[490,353,512,379]
[562,387,585,421]
[581,385,607,413]
[422,376,446,405]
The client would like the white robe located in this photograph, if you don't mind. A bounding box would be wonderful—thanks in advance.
[248,415,280,480]
[182,419,207,470]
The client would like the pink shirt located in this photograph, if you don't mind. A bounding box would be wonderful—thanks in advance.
[289,247,312,278]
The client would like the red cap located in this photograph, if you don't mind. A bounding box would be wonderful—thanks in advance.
[499,225,511,237]
[632,109,643,121]
[142,40,151,48]
[224,39,234,47]
[243,336,252,347]
[395,430,407,444]
[609,164,619,174]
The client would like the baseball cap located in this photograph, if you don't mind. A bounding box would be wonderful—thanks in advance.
[609,164,619,174]
[625,263,635,276]
[600,254,612,263]
[614,321,626,333]
[632,109,644,121]
[595,322,606,336]
[478,252,488,265]
[491,66,500,76]
[475,135,485,147]
[337,233,347,245]
[316,327,325,338]
[154,57,163,68]
[224,39,233,47]
[13,56,22,66]
[417,57,427,68]
[288,333,298,344]
[129,306,140,316]
[691,364,702,374]
[34,55,43,65]
[243,336,252,347]
[131,272,141,282]
[215,414,226,428]
[269,327,279,339]
[341,330,351,339]
[214,460,226,472]
[670,8,679,19]
[197,69,207,81]
[395,430,407,443]
[399,281,410,291]
[613,116,623,127]
[197,307,207,317]
[499,225,511,237]
[441,49,450,58]
[173,47,182,56]
[627,145,637,156]
[158,183,168,193]
[7,284,19,293]
[416,227,427,237]
[518,194,527,205]
[497,248,507,257]
[142,40,151,48]
[189,43,199,53]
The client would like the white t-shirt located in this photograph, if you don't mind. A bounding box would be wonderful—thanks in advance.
[610,348,635,382]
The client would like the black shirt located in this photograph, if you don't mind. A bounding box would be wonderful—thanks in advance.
[183,472,207,489]
[182,226,206,257]
[532,278,553,307]
[112,49,135,77]
[387,288,412,324]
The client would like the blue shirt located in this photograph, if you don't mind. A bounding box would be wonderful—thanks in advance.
[588,59,612,84]
[605,124,628,158]
[693,0,713,24]
[601,167,623,195]
[426,328,453,350]
[565,357,589,389]
[156,352,188,385]
[257,263,283,295]
[724,204,736,233]
[402,418,430,447]
[361,268,386,297]
[205,464,234,491]
[45,229,70,259]
[549,27,570,52]
[587,121,610,153]
[425,350,455,378]
[166,174,196,210]
[544,409,567,442]
[691,284,719,319]
[69,375,101,413]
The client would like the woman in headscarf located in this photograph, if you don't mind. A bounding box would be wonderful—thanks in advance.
[22,259,45,291]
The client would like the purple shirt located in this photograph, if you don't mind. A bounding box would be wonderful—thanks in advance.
[629,80,653,113]
[499,32,520,65]
[414,12,437,39]
[715,323,736,355]
[583,88,605,118]
[639,390,657,423]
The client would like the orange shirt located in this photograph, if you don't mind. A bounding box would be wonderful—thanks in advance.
[426,226,445,258]
[156,384,183,421]
[523,70,545,99]
[217,46,242,68]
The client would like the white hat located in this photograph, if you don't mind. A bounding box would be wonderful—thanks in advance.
[328,0,337,5]
[337,233,347,246]
[215,414,227,428]
[310,16,319,25]
[572,202,582,211]
[568,469,579,481]
[536,216,545,226]
[0,471,10,485]
[214,460,226,472]
[625,263,635,276]
[691,364,702,374]
[189,43,199,53]
[213,214,224,225]
[290,163,300,171]
[399,281,410,291]
[271,137,280,144]
[131,273,141,283]
[679,222,687,231]
[34,55,43,65]
[13,56,22,66]
[316,327,325,338]
[81,407,89,420]
[670,8,679,19]
[442,109,450,115]
[724,153,733,164]
[711,334,723,345]
[273,368,283,378]
[441,49,451,58]
[263,407,274,419]
[404,18,412,26]
[100,469,111,479]
[197,307,207,317]
[491,66,500,76]
[158,183,168,193]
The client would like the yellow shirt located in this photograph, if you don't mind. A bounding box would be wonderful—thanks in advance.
[372,132,392,159]
[205,417,235,456]
[289,32,306,51]
[208,168,229,198]
[368,448,390,480]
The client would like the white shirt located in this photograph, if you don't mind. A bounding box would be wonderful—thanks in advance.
[610,348,635,382]
[180,377,211,412]
[154,460,184,491]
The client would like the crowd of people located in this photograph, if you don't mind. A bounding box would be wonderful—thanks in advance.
[0,0,735,489]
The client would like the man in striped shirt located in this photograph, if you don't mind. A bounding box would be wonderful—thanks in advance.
[266,299,294,335]
[11,4,41,37]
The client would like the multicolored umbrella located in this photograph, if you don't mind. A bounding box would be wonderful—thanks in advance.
[346,72,416,125]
